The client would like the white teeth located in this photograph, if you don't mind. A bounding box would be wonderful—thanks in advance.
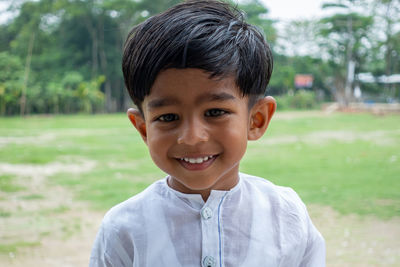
[181,155,213,164]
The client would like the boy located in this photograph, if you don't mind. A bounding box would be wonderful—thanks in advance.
[90,0,325,266]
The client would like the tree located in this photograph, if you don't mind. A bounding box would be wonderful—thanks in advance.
[0,52,24,115]
[371,0,400,74]
[319,0,374,106]
[277,19,322,57]
[0,0,279,115]
[369,0,400,100]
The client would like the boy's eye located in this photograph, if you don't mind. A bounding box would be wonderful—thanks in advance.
[205,109,227,117]
[157,113,179,122]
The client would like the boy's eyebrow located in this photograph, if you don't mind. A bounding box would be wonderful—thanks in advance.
[147,97,180,110]
[196,92,236,104]
[147,92,236,110]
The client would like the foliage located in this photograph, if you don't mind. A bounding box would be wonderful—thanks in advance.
[0,52,24,115]
[276,19,322,57]
[1,0,182,115]
[268,54,333,98]
[370,0,400,75]
[275,90,319,110]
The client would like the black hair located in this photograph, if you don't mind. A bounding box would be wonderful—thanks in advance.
[122,0,273,112]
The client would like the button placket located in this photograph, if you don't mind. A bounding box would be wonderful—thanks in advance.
[200,192,229,267]
[200,204,218,267]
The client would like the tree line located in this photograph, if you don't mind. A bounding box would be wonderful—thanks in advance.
[0,0,399,115]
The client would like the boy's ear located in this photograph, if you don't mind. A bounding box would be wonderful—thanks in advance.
[127,108,147,144]
[248,96,276,141]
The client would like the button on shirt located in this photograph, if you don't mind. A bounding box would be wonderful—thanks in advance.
[89,173,325,267]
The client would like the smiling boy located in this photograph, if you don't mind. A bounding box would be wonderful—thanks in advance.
[89,1,325,266]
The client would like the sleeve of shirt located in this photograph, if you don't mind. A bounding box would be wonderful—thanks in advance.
[278,186,326,267]
[89,222,134,267]
[299,206,326,267]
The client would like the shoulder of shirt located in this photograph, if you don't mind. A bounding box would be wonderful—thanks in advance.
[100,179,166,229]
[240,172,307,215]
[241,173,325,258]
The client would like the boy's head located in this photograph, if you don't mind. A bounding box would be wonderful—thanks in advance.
[122,0,273,113]
[123,0,276,200]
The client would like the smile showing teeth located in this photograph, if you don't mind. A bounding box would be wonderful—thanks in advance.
[180,155,214,164]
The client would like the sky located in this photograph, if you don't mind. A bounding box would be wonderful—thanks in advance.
[0,0,329,24]
[260,0,327,21]
[256,0,328,56]
[0,2,11,24]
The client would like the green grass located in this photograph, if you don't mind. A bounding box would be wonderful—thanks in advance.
[0,241,41,254]
[19,194,45,200]
[242,112,400,218]
[0,175,25,192]
[0,209,11,218]
[0,112,399,218]
[39,205,70,216]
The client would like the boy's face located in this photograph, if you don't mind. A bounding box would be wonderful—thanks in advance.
[128,68,275,199]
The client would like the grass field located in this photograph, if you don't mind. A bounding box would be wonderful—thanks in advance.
[0,111,400,265]
[1,111,399,217]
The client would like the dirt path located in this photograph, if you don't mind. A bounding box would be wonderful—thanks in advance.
[0,161,103,267]
[309,205,400,267]
[2,207,103,267]
[1,161,399,266]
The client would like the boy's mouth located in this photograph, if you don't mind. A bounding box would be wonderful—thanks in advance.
[180,155,214,164]
[176,155,218,170]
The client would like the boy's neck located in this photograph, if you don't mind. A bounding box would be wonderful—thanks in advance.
[167,174,240,202]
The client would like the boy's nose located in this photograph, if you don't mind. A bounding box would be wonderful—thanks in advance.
[177,118,209,145]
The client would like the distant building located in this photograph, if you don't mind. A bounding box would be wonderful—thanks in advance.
[357,73,400,84]
[295,74,313,89]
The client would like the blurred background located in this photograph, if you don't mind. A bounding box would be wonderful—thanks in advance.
[0,0,399,115]
[0,0,399,266]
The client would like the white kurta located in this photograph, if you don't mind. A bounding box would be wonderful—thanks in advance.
[89,173,325,267]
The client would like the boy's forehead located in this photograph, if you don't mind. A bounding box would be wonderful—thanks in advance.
[145,68,242,102]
